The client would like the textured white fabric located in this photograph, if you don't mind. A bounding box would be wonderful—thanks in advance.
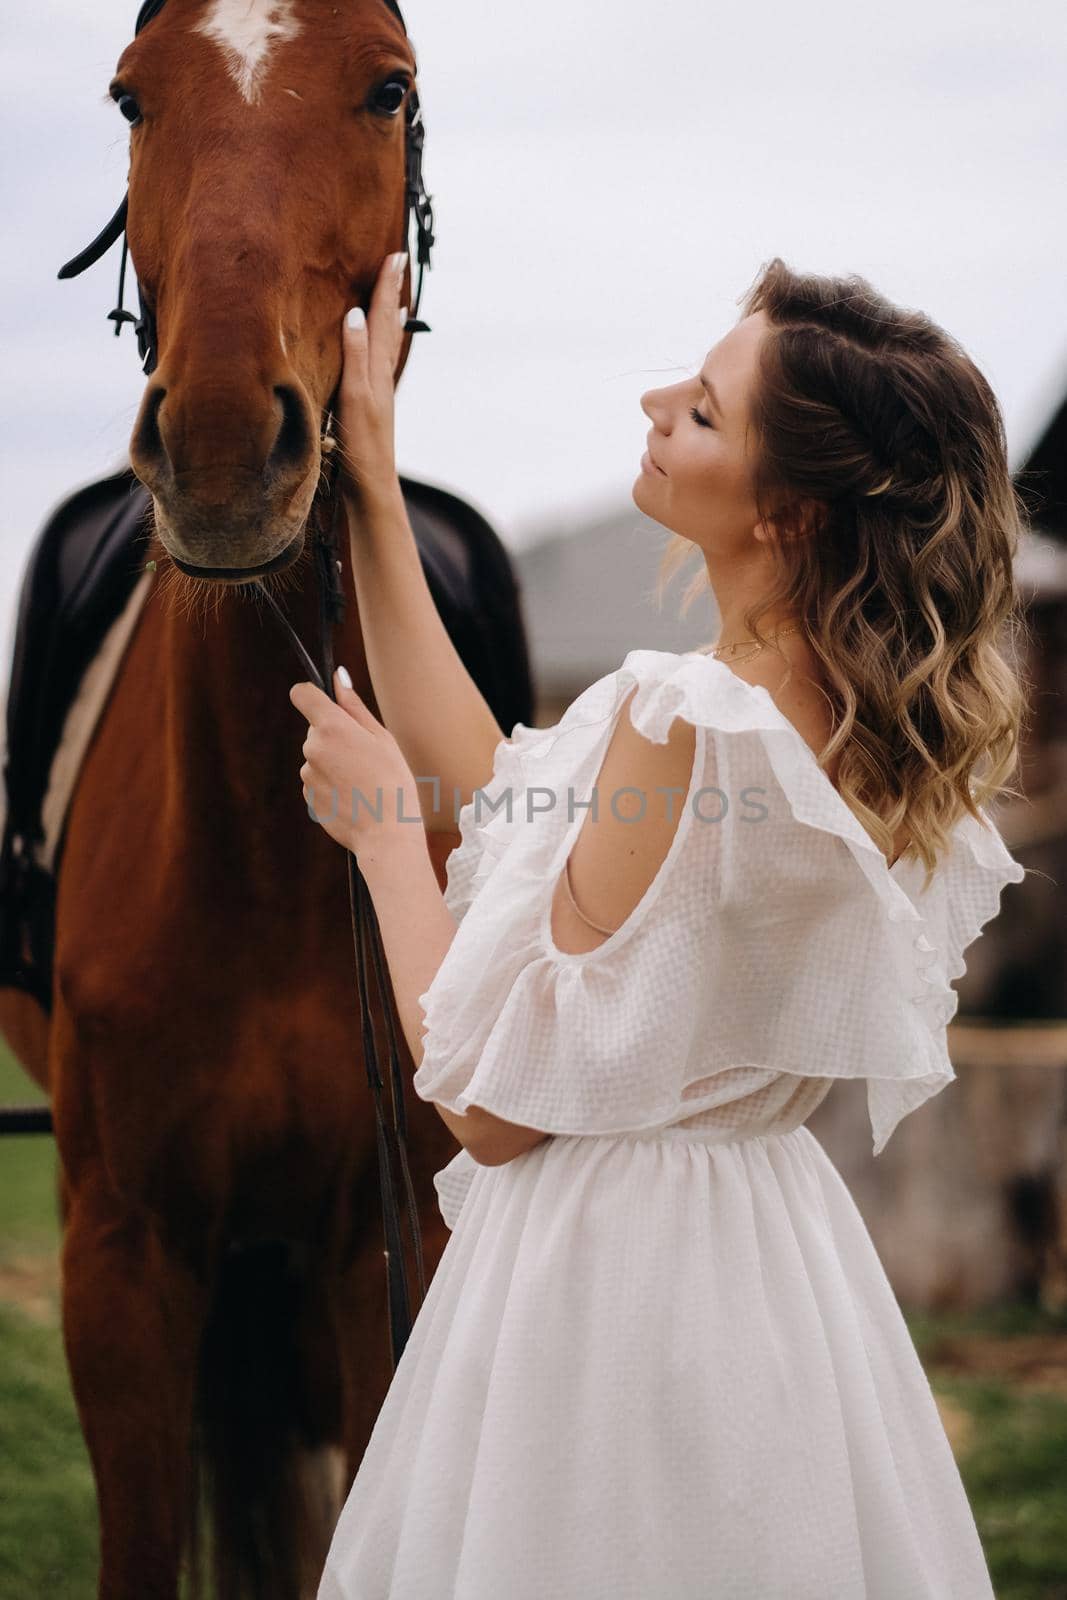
[319,648,1025,1599]
[419,647,1027,1183]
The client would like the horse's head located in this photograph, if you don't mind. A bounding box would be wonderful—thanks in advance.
[96,0,425,579]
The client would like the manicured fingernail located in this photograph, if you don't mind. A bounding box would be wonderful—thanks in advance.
[398,305,409,327]
[346,308,365,330]
[336,664,353,689]
[393,251,408,274]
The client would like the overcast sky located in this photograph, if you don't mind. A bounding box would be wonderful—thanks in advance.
[3,0,1066,653]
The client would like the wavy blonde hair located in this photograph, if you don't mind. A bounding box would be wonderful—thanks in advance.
[654,257,1032,889]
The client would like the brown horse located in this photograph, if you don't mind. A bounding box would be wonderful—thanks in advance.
[0,3,531,1596]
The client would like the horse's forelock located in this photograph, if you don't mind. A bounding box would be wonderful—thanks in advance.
[192,0,303,108]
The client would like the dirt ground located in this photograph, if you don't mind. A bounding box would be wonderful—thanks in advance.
[928,1332,1067,1455]
[927,1333,1067,1395]
[0,1252,60,1326]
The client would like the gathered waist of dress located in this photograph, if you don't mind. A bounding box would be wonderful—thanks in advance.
[554,1121,816,1153]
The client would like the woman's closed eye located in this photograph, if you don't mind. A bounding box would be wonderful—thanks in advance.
[689,405,713,429]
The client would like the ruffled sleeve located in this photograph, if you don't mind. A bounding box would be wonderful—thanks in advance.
[440,711,594,922]
[415,649,1028,1223]
[439,731,526,924]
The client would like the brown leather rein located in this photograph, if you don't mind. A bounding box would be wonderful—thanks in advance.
[256,425,428,1369]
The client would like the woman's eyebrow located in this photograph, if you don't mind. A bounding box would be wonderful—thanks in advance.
[698,371,724,421]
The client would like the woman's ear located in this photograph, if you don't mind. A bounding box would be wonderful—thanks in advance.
[755,497,825,546]
[796,497,828,539]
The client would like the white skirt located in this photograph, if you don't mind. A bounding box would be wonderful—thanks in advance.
[317,1125,994,1599]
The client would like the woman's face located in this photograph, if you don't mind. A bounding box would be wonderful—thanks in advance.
[634,310,769,556]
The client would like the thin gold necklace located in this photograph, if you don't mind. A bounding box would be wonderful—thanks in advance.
[710,623,804,665]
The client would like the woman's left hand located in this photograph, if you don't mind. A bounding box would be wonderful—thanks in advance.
[289,668,422,860]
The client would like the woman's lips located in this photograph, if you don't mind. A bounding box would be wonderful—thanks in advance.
[640,449,666,477]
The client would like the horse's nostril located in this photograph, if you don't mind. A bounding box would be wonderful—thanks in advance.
[132,383,166,469]
[265,383,312,485]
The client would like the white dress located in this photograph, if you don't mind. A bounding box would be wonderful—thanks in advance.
[318,648,1027,1600]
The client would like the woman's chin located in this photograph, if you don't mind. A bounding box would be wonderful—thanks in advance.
[630,479,665,523]
[631,469,655,507]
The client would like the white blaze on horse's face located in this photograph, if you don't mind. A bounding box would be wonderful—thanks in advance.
[193,0,301,106]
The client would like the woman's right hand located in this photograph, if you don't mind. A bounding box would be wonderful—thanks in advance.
[335,250,409,506]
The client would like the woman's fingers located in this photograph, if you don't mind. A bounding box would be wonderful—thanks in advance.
[333,665,376,726]
[367,249,408,386]
[342,306,369,397]
[340,252,401,397]
[336,252,406,500]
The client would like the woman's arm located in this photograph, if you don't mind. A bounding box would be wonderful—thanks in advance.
[361,835,552,1166]
[343,479,510,833]
[334,259,510,832]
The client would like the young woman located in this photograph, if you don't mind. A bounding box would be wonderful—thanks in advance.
[291,250,1030,1598]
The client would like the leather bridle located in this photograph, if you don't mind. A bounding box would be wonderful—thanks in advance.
[56,0,437,1370]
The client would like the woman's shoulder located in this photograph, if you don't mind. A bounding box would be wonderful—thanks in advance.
[688,643,910,867]
[600,644,838,772]
[521,645,1020,908]
[596,646,1002,908]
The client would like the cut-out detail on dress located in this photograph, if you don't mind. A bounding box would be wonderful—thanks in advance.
[539,723,706,967]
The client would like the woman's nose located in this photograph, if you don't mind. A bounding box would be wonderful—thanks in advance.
[641,390,670,432]
[641,389,664,421]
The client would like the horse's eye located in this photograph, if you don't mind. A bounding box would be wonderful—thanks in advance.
[113,91,143,127]
[371,77,409,115]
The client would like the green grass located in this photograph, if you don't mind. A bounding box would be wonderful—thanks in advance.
[906,1304,1067,1600]
[908,1300,1067,1346]
[0,1304,98,1598]
[943,1377,1067,1600]
[2,1042,1066,1597]
[0,1046,58,1263]
[0,1044,98,1598]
